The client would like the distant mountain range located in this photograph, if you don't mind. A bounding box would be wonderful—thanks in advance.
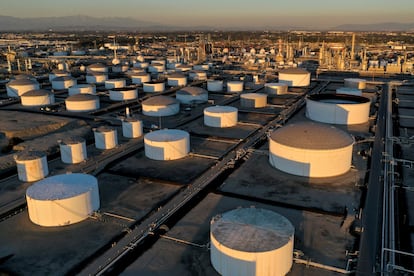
[0,15,413,32]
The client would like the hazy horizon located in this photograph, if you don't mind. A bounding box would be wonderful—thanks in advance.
[2,0,414,29]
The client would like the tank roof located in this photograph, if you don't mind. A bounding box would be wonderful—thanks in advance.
[143,96,178,106]
[145,129,189,142]
[21,89,53,97]
[66,94,98,102]
[270,122,354,150]
[7,78,38,86]
[308,94,370,103]
[279,68,309,74]
[14,150,46,161]
[26,173,97,200]
[177,86,207,96]
[211,208,294,252]
[52,76,74,82]
[59,136,85,145]
[205,105,237,113]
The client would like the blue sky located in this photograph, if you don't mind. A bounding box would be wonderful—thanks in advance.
[2,0,413,28]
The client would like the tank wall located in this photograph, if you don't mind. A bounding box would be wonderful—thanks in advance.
[204,110,238,128]
[94,129,118,149]
[16,157,49,182]
[60,142,87,164]
[122,120,143,138]
[144,135,190,160]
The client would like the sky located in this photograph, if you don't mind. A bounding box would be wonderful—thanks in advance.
[1,0,414,28]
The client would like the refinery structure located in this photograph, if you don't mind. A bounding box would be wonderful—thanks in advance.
[0,30,413,275]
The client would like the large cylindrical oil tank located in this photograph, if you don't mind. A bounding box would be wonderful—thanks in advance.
[122,118,143,138]
[105,79,126,89]
[211,207,295,276]
[142,96,180,117]
[26,173,100,227]
[305,94,371,125]
[14,151,49,182]
[6,78,40,98]
[68,84,96,95]
[144,129,190,160]
[87,63,108,73]
[176,86,208,104]
[269,122,354,177]
[51,76,77,90]
[264,83,288,95]
[21,89,55,106]
[65,94,100,112]
[204,106,238,127]
[167,73,187,87]
[86,73,108,84]
[344,78,366,90]
[93,126,118,150]
[207,79,223,92]
[109,87,138,101]
[240,93,267,108]
[131,73,151,85]
[58,137,87,164]
[227,81,244,92]
[143,81,165,93]
[278,68,310,87]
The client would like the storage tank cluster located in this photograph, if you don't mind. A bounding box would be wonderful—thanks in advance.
[21,89,55,107]
[142,96,180,116]
[278,68,310,87]
[210,207,294,276]
[176,86,208,104]
[268,122,354,177]
[26,173,100,227]
[144,129,190,160]
[306,94,370,125]
[204,106,238,127]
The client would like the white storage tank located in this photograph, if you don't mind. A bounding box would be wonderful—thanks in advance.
[264,83,288,95]
[131,73,151,85]
[21,89,55,107]
[68,84,96,95]
[93,126,118,150]
[240,93,267,108]
[144,129,190,160]
[269,122,354,177]
[26,173,100,227]
[109,87,138,101]
[58,137,87,164]
[105,79,126,89]
[176,64,192,72]
[133,62,149,69]
[6,78,40,98]
[142,96,180,117]
[87,63,108,73]
[210,207,294,276]
[112,64,129,73]
[204,106,238,128]
[207,79,223,92]
[51,76,77,90]
[86,73,108,84]
[176,86,208,104]
[14,151,49,182]
[49,70,70,82]
[167,73,187,87]
[344,78,366,90]
[306,94,371,125]
[189,70,207,80]
[278,68,310,87]
[193,64,209,71]
[65,94,100,112]
[122,118,143,138]
[227,81,244,92]
[148,63,165,73]
[143,81,165,93]
[336,87,362,96]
